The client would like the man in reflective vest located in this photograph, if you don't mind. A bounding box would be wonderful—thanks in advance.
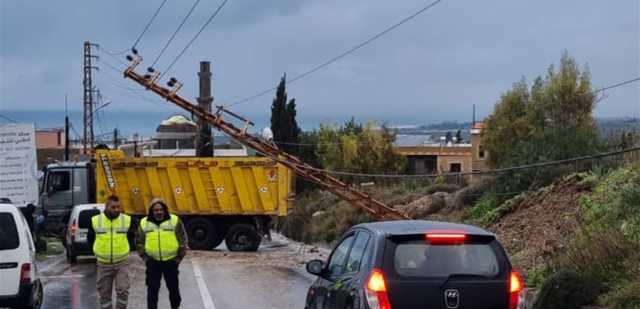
[88,195,136,309]
[137,198,188,309]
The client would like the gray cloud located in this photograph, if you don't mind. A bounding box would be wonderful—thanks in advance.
[1,0,638,125]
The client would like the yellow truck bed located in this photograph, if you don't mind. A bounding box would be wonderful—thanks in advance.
[95,150,293,216]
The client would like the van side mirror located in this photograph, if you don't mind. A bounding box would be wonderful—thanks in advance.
[306,259,325,276]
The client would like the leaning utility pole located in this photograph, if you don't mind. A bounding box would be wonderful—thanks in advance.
[83,41,99,153]
[196,61,214,157]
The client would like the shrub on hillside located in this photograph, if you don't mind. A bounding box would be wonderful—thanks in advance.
[424,183,460,194]
[552,164,640,308]
[532,270,603,309]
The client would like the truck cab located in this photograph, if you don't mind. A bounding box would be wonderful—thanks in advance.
[38,162,96,234]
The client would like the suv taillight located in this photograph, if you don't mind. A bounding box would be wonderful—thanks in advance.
[365,268,392,309]
[20,263,31,284]
[509,271,525,309]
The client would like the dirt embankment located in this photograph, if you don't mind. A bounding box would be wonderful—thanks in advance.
[487,174,591,276]
[393,174,592,278]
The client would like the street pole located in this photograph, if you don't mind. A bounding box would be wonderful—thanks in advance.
[113,128,119,148]
[83,41,99,153]
[133,133,139,157]
[64,94,70,161]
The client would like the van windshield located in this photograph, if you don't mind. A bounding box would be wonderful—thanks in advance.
[0,213,19,250]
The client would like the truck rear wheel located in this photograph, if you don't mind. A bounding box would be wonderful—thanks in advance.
[225,223,261,252]
[186,217,221,250]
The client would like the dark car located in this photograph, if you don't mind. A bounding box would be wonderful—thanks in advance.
[304,220,525,309]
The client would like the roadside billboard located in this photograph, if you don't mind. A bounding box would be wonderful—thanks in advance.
[0,123,39,206]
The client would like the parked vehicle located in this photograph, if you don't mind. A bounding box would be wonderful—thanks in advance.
[0,203,43,309]
[62,203,104,263]
[305,220,525,309]
[39,149,293,251]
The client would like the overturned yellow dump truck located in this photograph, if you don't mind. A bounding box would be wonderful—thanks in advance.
[95,149,293,251]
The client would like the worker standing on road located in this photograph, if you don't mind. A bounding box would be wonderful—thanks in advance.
[88,195,136,309]
[137,198,188,309]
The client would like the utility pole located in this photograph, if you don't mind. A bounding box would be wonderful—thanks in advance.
[196,61,214,157]
[83,41,99,154]
[113,128,119,148]
[472,104,476,126]
[64,94,70,161]
[133,133,139,157]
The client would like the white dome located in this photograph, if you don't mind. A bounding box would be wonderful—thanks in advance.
[160,115,195,126]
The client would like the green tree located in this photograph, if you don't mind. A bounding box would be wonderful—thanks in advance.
[483,51,600,193]
[315,120,405,183]
[270,74,301,155]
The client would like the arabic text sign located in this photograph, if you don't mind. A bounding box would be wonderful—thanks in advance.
[0,123,38,206]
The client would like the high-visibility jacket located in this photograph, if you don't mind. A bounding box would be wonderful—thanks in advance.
[141,214,180,261]
[92,213,131,264]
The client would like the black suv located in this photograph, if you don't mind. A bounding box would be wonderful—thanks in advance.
[304,220,524,309]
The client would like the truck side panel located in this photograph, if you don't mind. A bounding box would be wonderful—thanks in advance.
[95,150,292,216]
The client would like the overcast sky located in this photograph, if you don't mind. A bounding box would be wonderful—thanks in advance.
[1,0,639,125]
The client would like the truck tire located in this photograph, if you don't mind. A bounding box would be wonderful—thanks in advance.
[225,223,261,252]
[186,217,221,250]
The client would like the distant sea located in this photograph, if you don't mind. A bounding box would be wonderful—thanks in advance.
[2,110,276,139]
[4,110,636,141]
[1,110,435,139]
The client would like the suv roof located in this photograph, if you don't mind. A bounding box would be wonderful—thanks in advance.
[72,203,105,211]
[0,203,19,213]
[353,220,495,237]
[46,161,92,169]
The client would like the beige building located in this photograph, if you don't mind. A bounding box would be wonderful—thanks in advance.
[394,122,488,174]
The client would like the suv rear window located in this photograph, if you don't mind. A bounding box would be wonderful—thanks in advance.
[78,209,101,228]
[392,239,500,278]
[0,213,19,250]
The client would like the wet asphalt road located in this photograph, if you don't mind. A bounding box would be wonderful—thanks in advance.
[38,241,315,309]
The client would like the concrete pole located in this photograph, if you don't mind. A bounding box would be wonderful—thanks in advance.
[196,61,214,157]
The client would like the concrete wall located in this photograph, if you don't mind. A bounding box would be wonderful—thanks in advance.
[437,154,473,173]
[36,130,65,149]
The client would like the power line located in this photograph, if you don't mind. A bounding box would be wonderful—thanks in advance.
[0,113,18,123]
[97,59,147,92]
[95,60,177,110]
[159,0,230,80]
[249,141,640,178]
[102,48,129,56]
[132,0,170,49]
[99,48,130,67]
[229,0,444,106]
[592,76,640,94]
[150,0,202,69]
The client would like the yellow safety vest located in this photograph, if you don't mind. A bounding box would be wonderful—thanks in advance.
[141,214,180,261]
[92,213,131,264]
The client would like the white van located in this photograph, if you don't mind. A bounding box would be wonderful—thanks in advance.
[0,203,42,309]
[63,203,104,263]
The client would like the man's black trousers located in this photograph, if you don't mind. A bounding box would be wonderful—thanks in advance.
[146,259,181,309]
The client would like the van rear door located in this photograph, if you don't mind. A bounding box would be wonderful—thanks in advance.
[0,212,22,296]
[382,234,511,309]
